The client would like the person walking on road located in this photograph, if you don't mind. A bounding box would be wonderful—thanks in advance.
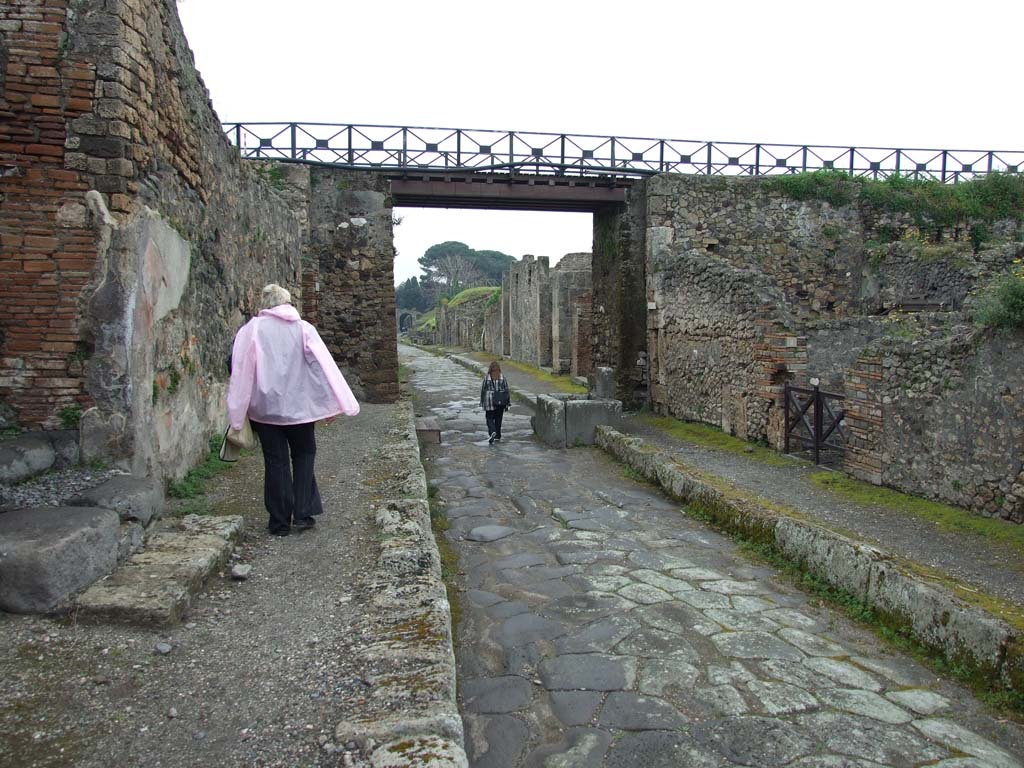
[480,360,511,445]
[227,283,360,536]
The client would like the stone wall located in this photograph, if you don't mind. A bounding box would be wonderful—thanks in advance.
[845,329,1024,523]
[507,255,551,367]
[434,290,499,352]
[483,299,502,356]
[1,0,303,482]
[644,173,1024,520]
[303,167,397,403]
[550,252,591,374]
[592,186,647,404]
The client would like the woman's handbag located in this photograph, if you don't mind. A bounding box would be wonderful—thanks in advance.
[219,418,256,462]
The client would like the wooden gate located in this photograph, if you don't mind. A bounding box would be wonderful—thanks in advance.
[784,384,846,465]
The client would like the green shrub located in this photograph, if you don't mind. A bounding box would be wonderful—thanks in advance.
[768,171,1024,235]
[764,170,858,207]
[976,272,1024,330]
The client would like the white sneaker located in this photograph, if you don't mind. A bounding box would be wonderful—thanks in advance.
[488,433,496,444]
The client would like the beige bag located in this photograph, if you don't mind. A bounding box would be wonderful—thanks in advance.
[218,418,256,462]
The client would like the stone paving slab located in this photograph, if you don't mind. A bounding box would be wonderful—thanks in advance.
[596,424,1024,701]
[409,346,1024,768]
[73,513,243,625]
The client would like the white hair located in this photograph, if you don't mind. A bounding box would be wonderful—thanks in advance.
[260,283,291,310]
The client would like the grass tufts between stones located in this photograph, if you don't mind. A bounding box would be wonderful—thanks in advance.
[428,497,461,636]
[809,472,1024,561]
[167,433,237,500]
[688,503,1024,717]
[637,413,792,468]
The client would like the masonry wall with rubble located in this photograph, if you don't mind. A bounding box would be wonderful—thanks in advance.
[302,167,398,403]
[550,252,592,374]
[434,291,494,352]
[592,187,648,404]
[0,0,397,483]
[645,174,1024,521]
[505,255,552,368]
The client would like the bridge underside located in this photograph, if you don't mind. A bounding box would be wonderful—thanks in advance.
[387,172,629,212]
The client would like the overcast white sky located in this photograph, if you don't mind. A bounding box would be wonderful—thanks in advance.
[177,0,1023,285]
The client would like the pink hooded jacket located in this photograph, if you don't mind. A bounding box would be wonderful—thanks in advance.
[226,304,359,430]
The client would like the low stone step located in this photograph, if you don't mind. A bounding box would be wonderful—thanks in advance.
[73,514,243,625]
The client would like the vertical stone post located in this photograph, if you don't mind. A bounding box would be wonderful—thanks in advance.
[591,183,647,405]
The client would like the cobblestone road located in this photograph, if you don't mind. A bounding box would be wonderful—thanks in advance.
[404,346,1024,768]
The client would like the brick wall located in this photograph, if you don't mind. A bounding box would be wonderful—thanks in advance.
[571,291,592,378]
[2,0,304,481]
[0,0,97,428]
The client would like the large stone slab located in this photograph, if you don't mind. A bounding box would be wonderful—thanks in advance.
[466,525,516,542]
[597,692,687,730]
[564,397,622,447]
[0,506,119,613]
[73,514,243,625]
[533,394,623,448]
[67,474,164,526]
[539,653,636,691]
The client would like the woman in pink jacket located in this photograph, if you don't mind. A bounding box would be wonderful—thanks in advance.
[227,284,360,536]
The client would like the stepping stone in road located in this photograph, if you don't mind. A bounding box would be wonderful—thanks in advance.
[466,525,516,542]
[539,653,637,691]
[461,675,533,714]
[597,692,688,730]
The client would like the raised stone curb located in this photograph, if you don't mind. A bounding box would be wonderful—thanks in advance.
[594,425,1024,699]
[333,401,467,768]
[72,514,243,625]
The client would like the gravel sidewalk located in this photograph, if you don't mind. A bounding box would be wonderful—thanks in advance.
[0,403,411,768]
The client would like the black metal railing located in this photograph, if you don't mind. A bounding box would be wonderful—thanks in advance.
[222,122,1023,182]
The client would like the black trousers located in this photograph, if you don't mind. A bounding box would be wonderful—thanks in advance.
[485,408,505,438]
[250,420,323,533]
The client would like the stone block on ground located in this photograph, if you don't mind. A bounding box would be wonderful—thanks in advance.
[565,397,622,447]
[0,435,56,484]
[48,430,81,469]
[415,417,442,445]
[534,395,567,448]
[0,506,120,613]
[73,514,243,625]
[67,474,164,526]
[592,367,615,399]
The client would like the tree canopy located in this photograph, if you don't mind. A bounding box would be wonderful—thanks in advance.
[403,240,516,303]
